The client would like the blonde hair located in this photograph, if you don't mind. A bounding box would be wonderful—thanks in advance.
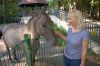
[68,9,84,31]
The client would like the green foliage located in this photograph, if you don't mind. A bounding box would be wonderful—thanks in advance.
[53,24,67,35]
[49,0,100,19]
[49,0,59,9]
[53,24,67,47]
[0,0,20,24]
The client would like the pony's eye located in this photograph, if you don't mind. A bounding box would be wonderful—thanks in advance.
[42,25,46,27]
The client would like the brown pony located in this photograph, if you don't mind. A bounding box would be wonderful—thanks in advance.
[2,11,54,63]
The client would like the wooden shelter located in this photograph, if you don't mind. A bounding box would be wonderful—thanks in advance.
[18,0,48,7]
[18,0,48,15]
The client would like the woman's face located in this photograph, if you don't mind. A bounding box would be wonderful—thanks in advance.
[67,13,78,27]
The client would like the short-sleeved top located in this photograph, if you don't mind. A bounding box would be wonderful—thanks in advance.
[64,28,89,59]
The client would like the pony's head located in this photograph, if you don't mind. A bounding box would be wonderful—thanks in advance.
[27,11,54,44]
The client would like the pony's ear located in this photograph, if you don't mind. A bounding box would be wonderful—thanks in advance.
[39,9,46,14]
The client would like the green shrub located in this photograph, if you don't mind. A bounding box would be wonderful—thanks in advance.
[53,24,67,47]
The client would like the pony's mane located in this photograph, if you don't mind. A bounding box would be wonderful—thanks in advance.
[28,11,47,24]
[26,11,48,31]
[28,12,39,23]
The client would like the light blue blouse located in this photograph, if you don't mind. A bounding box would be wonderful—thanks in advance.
[64,28,89,59]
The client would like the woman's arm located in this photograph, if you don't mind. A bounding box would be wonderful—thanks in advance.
[54,31,66,42]
[80,39,89,66]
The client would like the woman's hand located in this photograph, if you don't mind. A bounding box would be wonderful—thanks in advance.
[54,31,66,42]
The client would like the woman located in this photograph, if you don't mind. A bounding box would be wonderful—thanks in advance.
[54,10,89,66]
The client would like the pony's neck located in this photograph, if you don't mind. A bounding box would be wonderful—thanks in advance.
[24,25,37,39]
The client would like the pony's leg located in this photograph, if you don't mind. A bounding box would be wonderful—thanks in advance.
[32,44,37,66]
[32,51,36,66]
[5,45,12,61]
[12,50,19,61]
[32,48,38,66]
[32,39,40,66]
[3,38,12,61]
[0,30,2,39]
[33,51,36,61]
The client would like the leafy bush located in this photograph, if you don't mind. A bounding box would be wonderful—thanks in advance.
[53,24,67,47]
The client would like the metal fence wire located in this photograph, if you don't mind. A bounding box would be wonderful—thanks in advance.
[84,21,100,44]
[0,34,64,66]
[84,20,100,64]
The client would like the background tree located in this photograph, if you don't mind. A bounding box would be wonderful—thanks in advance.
[0,0,100,24]
[90,0,100,19]
[0,0,20,24]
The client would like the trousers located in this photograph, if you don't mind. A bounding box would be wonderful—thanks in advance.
[63,55,81,66]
